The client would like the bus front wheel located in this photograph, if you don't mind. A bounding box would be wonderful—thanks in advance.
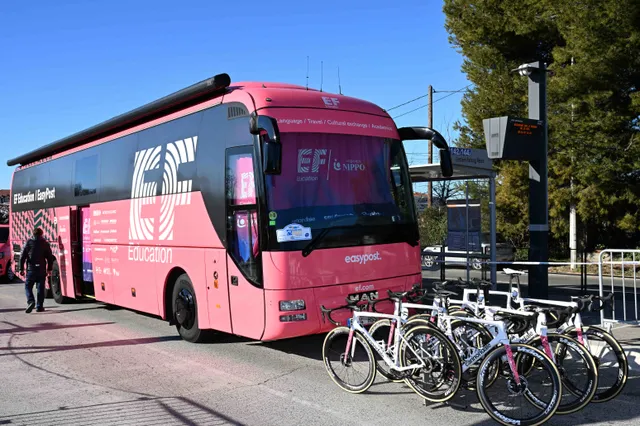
[172,274,209,343]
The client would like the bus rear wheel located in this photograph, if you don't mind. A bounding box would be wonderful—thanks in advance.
[172,274,209,343]
[3,263,15,283]
[49,261,67,304]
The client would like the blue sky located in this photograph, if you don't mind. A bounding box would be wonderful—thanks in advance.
[0,0,469,189]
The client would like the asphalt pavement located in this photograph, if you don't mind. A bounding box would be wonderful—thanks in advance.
[1,280,639,426]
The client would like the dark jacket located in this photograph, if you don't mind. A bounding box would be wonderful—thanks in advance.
[19,236,55,278]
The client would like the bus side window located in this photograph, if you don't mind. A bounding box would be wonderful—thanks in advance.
[225,147,261,286]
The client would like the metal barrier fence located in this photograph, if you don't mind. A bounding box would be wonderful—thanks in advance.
[422,250,640,330]
[598,249,640,329]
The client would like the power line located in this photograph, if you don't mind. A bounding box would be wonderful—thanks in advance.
[392,85,471,119]
[385,93,430,112]
[385,84,472,113]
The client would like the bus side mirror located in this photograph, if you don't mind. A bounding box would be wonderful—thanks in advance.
[398,126,454,178]
[249,115,282,175]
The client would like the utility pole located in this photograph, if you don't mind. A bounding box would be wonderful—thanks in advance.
[427,85,433,207]
[569,57,577,270]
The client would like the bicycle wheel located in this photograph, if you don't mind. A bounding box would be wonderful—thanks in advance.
[477,343,562,426]
[398,324,462,403]
[322,326,376,393]
[448,319,498,390]
[368,319,405,382]
[564,326,628,402]
[525,333,598,414]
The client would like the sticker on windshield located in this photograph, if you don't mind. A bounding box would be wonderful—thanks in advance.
[276,223,312,243]
[269,211,277,220]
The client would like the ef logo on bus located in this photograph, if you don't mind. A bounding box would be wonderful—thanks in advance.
[128,136,198,242]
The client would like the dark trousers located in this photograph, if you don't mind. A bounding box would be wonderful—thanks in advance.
[25,273,46,309]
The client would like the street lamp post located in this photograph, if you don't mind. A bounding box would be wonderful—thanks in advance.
[515,61,550,299]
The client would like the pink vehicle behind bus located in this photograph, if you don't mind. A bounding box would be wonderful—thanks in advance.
[0,224,13,282]
[7,74,453,342]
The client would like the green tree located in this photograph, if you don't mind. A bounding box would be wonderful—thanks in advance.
[443,0,640,251]
[418,206,448,247]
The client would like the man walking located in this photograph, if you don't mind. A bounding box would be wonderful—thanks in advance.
[19,227,55,313]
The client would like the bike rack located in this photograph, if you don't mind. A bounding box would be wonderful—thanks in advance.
[598,249,640,331]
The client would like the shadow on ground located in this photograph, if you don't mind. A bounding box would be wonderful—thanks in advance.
[0,396,245,426]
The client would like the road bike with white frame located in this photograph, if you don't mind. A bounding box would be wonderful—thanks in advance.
[320,293,462,403]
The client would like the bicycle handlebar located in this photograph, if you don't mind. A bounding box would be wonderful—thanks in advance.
[320,298,368,326]
[455,277,492,290]
[589,293,614,312]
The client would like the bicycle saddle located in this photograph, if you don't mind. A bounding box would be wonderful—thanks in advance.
[456,278,492,290]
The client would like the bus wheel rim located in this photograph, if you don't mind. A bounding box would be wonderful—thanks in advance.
[175,288,195,329]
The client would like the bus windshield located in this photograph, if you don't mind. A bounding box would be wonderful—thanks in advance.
[264,132,417,251]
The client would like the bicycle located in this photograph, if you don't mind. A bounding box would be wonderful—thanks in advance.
[367,287,563,426]
[320,292,462,403]
[436,278,599,414]
[499,268,629,403]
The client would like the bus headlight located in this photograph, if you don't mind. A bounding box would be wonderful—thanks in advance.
[279,299,306,311]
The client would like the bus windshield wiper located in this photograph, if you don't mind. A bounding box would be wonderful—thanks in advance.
[301,216,366,258]
[301,224,365,257]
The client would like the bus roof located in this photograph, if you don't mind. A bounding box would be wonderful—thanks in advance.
[7,74,390,168]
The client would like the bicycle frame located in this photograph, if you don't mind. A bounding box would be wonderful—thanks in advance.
[344,309,427,373]
[459,276,589,347]
[438,312,522,383]
[398,296,524,382]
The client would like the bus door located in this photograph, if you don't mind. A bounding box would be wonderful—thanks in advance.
[225,146,265,339]
[70,206,95,297]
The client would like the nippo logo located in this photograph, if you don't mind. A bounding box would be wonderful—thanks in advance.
[333,160,366,172]
[345,252,383,265]
[322,96,340,108]
[129,136,198,241]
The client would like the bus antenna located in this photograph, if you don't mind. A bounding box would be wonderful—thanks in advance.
[320,61,324,92]
[338,66,342,95]
[306,56,309,90]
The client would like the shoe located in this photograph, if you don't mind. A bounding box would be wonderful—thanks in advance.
[25,302,35,313]
[36,307,45,312]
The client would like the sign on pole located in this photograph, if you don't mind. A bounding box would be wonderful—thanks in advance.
[483,116,544,160]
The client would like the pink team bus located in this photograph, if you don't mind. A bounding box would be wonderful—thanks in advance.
[7,73,453,342]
